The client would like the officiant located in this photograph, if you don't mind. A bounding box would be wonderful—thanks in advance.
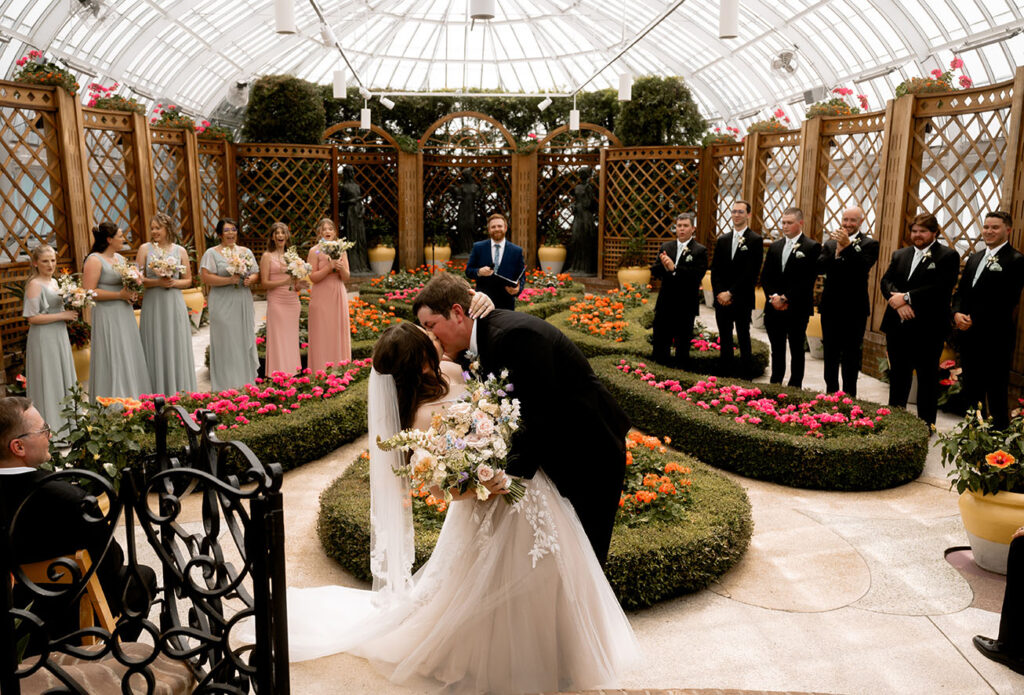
[465,213,525,311]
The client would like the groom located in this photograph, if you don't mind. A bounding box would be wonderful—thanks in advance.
[414,273,630,565]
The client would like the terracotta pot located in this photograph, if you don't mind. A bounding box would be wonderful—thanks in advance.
[424,245,451,268]
[958,489,1024,574]
[368,246,396,277]
[617,266,650,289]
[537,245,566,275]
[182,287,205,327]
[71,345,90,385]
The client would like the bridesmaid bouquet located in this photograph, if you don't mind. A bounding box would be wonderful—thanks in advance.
[283,246,312,283]
[378,370,526,505]
[112,259,145,294]
[318,238,356,260]
[56,270,96,309]
[147,250,186,279]
[223,248,258,278]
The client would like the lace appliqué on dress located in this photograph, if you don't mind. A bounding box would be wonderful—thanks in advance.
[510,483,560,568]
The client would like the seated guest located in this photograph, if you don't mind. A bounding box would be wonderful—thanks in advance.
[974,526,1024,675]
[952,211,1024,430]
[650,213,707,370]
[466,213,525,311]
[0,397,155,643]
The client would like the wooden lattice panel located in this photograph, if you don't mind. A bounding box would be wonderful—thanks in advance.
[324,122,400,152]
[234,144,333,250]
[420,112,516,156]
[602,147,701,276]
[754,132,801,239]
[198,140,229,238]
[710,144,745,239]
[537,152,601,242]
[422,154,512,242]
[815,114,886,239]
[909,84,1013,259]
[537,123,621,154]
[151,128,193,248]
[336,151,399,234]
[83,123,142,248]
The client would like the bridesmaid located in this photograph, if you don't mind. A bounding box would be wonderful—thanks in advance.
[200,218,259,392]
[22,245,77,434]
[82,222,151,400]
[137,211,197,396]
[307,218,351,372]
[260,221,301,376]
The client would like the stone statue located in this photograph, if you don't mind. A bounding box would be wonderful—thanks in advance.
[566,166,598,274]
[454,168,481,255]
[339,165,369,273]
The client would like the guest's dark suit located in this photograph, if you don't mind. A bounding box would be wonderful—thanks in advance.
[818,233,880,396]
[711,228,764,377]
[650,239,708,369]
[474,310,630,564]
[952,243,1024,429]
[760,234,822,388]
[466,239,525,311]
[879,241,959,424]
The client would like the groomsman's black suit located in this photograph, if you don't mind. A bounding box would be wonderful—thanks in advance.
[817,232,880,396]
[952,243,1024,429]
[760,233,822,388]
[473,310,630,564]
[711,228,764,377]
[650,238,708,369]
[879,241,959,424]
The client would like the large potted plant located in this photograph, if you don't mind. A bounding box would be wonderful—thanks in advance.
[366,217,396,276]
[537,220,567,275]
[939,407,1024,574]
[616,229,650,289]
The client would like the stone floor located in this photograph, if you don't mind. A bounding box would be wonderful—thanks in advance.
[176,299,1023,695]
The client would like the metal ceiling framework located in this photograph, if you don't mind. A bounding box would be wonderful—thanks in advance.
[0,0,1021,130]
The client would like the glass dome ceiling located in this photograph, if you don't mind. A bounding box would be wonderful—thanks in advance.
[0,0,1022,129]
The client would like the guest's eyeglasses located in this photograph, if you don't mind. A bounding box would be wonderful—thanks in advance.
[12,424,51,440]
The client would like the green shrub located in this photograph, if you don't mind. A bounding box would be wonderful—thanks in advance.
[318,450,752,610]
[242,74,326,144]
[592,356,929,490]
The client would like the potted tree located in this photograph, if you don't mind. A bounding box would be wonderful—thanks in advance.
[616,227,650,289]
[424,219,451,268]
[537,220,567,275]
[366,216,396,277]
[939,407,1024,574]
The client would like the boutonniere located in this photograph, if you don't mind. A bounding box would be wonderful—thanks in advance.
[921,249,932,261]
[735,238,747,252]
[986,256,1003,272]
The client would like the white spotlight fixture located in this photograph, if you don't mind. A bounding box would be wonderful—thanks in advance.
[569,109,580,130]
[359,86,372,100]
[274,0,296,34]
[332,71,347,99]
[470,0,495,20]
[537,96,553,111]
[618,73,633,101]
[360,104,371,130]
[719,0,738,39]
[320,23,337,47]
[380,96,395,110]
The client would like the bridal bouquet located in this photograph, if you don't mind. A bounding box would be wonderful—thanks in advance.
[283,246,312,283]
[378,370,526,505]
[223,248,257,278]
[56,270,96,309]
[111,258,144,294]
[318,238,356,260]
[147,250,185,279]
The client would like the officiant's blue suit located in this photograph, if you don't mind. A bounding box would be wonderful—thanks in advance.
[466,240,525,310]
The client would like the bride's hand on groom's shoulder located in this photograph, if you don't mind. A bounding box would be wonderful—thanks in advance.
[468,290,494,319]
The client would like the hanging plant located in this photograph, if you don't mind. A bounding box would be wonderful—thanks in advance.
[806,88,868,119]
[197,121,234,142]
[12,50,79,96]
[85,82,145,114]
[747,109,792,134]
[701,125,741,146]
[150,104,197,130]
[895,57,974,97]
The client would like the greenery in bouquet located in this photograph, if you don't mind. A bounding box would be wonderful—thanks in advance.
[938,405,1024,495]
[896,57,973,97]
[747,109,792,134]
[67,319,91,349]
[13,51,79,96]
[806,88,868,119]
[149,104,196,130]
[700,125,742,146]
[85,82,145,113]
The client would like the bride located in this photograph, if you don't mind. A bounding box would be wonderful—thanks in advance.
[281,315,639,693]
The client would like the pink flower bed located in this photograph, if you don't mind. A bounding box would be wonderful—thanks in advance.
[517,286,559,304]
[616,360,892,439]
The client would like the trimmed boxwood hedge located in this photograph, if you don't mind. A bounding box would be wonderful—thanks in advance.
[317,452,753,610]
[591,355,929,490]
[546,306,769,377]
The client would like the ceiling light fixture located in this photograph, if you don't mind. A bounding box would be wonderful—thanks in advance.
[618,73,632,101]
[569,96,580,130]
[718,0,738,40]
[360,101,371,130]
[320,22,337,47]
[537,96,552,111]
[470,0,495,29]
[380,96,395,110]
[275,0,296,34]
[332,71,346,99]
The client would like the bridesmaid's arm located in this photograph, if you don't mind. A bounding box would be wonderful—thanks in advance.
[82,255,130,302]
[241,247,258,288]
[334,252,350,282]
[24,283,76,324]
[308,248,332,284]
[174,247,192,289]
[201,268,236,287]
[260,252,290,289]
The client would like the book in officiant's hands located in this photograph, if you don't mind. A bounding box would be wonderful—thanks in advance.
[492,268,525,288]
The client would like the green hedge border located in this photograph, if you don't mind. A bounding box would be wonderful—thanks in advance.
[317,452,753,610]
[592,356,929,490]
[546,306,769,377]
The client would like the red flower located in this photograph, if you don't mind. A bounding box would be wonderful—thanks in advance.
[773,108,785,119]
[950,57,965,69]
[985,450,1015,469]
[931,68,944,79]
[959,75,973,88]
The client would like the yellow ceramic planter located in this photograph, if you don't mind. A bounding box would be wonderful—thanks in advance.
[537,245,566,275]
[71,345,90,385]
[368,245,396,276]
[424,245,451,267]
[617,266,650,289]
[958,488,1024,574]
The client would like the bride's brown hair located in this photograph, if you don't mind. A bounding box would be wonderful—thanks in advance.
[372,323,449,428]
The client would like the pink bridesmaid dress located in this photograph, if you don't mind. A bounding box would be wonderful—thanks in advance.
[307,248,351,371]
[265,256,301,375]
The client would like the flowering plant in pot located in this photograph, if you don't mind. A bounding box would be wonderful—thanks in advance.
[896,57,973,97]
[150,104,196,129]
[747,109,791,134]
[12,50,79,95]
[197,122,234,141]
[86,83,145,113]
[700,126,741,146]
[806,88,869,119]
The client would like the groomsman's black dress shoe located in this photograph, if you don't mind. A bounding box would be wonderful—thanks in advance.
[973,635,1024,675]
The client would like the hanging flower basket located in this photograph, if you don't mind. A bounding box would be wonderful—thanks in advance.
[747,109,791,134]
[896,57,973,97]
[13,51,79,96]
[150,104,196,130]
[700,126,741,146]
[86,83,145,114]
[197,123,234,142]
[806,88,868,119]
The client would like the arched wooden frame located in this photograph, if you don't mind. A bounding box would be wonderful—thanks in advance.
[323,122,401,151]
[419,111,517,151]
[537,122,622,150]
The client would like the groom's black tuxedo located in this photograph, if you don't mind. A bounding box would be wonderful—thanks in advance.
[473,310,630,564]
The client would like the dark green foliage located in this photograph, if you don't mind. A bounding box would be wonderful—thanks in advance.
[318,452,752,609]
[614,76,706,146]
[591,356,930,490]
[243,75,327,144]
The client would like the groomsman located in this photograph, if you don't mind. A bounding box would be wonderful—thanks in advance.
[818,206,880,396]
[465,213,525,311]
[650,213,708,370]
[711,200,764,377]
[952,211,1024,430]
[879,212,959,427]
[760,208,821,388]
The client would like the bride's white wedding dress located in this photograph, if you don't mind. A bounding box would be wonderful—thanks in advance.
[281,364,639,694]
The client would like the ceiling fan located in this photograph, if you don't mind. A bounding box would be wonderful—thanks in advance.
[771,48,797,74]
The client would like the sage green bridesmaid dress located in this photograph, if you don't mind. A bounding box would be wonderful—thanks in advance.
[139,243,197,396]
[22,280,76,433]
[201,247,258,392]
[88,253,151,400]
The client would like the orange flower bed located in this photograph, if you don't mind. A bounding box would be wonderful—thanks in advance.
[350,297,402,340]
[566,286,647,342]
